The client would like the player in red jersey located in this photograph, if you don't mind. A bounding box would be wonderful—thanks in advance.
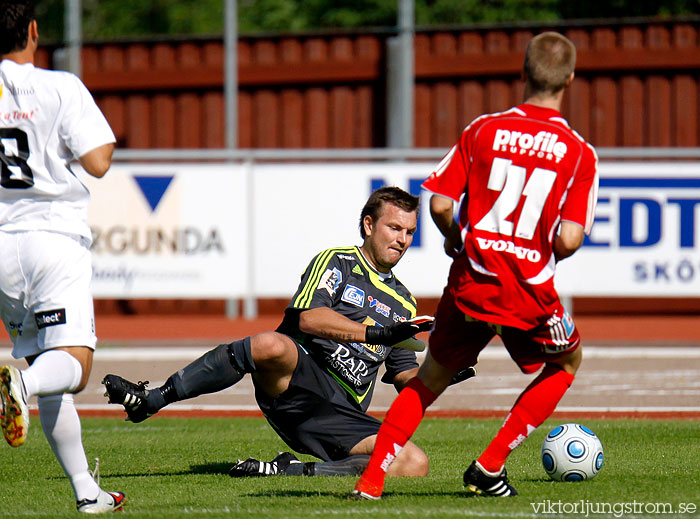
[352,31,598,499]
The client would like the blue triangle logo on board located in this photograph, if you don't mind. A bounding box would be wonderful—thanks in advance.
[132,175,174,212]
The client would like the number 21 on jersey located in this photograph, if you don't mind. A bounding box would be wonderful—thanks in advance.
[474,157,556,240]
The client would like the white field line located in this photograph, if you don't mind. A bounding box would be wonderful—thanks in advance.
[3,345,700,362]
[8,506,542,518]
[8,345,700,414]
[73,403,700,413]
[100,345,700,360]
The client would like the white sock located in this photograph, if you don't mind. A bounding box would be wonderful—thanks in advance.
[38,394,100,502]
[21,350,82,398]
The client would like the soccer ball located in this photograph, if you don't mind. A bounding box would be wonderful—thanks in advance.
[541,423,604,482]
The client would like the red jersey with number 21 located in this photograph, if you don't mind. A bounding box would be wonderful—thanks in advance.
[423,104,598,330]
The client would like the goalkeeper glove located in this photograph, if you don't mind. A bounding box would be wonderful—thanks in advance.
[365,318,433,346]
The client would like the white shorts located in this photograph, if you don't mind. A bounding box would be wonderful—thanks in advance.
[0,231,97,359]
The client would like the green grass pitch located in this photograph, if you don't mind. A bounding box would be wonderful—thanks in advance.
[1,417,698,518]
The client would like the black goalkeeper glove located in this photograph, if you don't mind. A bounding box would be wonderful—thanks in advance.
[364,318,433,346]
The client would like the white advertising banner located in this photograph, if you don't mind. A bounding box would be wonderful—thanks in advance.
[555,162,700,296]
[82,161,700,300]
[248,162,451,297]
[81,164,249,298]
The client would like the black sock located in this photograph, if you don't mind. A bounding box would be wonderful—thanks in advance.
[158,378,178,406]
[282,455,370,476]
[158,338,255,405]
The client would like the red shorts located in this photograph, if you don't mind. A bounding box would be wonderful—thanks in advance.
[429,290,580,375]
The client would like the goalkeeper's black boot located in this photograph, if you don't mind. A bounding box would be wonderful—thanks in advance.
[229,452,301,477]
[463,460,518,497]
[102,375,163,423]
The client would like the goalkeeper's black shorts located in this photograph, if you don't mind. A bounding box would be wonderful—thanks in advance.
[254,341,382,461]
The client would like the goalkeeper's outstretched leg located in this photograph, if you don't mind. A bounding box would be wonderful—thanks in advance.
[103,332,299,420]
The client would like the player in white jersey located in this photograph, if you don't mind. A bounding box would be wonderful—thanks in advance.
[0,1,125,513]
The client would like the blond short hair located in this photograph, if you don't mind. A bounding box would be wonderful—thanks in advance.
[523,32,576,95]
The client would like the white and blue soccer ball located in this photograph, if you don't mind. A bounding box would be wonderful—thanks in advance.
[541,423,604,482]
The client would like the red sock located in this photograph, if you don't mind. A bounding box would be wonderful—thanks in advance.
[478,365,574,473]
[354,378,437,497]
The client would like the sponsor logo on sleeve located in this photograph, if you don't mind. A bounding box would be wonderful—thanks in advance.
[341,285,365,307]
[368,296,391,317]
[35,309,67,329]
[392,312,407,323]
[318,267,342,296]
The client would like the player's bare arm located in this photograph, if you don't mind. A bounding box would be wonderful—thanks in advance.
[554,221,585,262]
[429,194,462,256]
[298,306,369,343]
[298,306,430,348]
[78,142,115,178]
